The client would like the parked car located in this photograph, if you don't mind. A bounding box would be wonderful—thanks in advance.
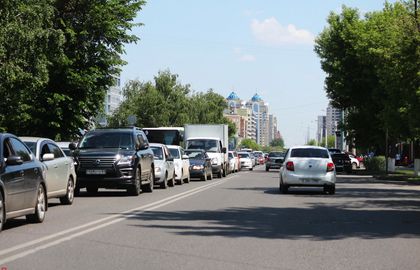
[150,143,175,188]
[0,133,47,232]
[328,148,342,154]
[331,153,352,173]
[279,146,336,194]
[71,127,154,196]
[168,145,190,184]
[21,137,77,205]
[265,151,285,171]
[347,153,360,169]
[228,151,239,173]
[55,141,74,157]
[238,152,253,171]
[185,149,212,181]
[257,154,265,165]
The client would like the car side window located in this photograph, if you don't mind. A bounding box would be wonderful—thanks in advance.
[9,138,32,162]
[48,143,64,158]
[41,143,50,157]
[3,139,12,161]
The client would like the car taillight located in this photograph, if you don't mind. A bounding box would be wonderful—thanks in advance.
[327,162,335,172]
[286,161,294,171]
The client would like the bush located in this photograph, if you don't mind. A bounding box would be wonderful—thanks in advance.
[364,156,386,172]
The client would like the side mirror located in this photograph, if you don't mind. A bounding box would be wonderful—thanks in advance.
[138,142,149,150]
[222,147,227,154]
[6,155,23,166]
[182,155,189,160]
[42,153,55,161]
[69,142,77,151]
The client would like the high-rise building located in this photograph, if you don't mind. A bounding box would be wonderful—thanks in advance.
[98,75,123,126]
[268,114,278,145]
[317,115,326,146]
[245,94,270,146]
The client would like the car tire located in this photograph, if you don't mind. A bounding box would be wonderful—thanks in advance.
[329,185,336,195]
[74,186,80,197]
[279,179,288,194]
[222,165,227,177]
[128,168,142,196]
[217,170,222,178]
[60,177,75,204]
[249,168,253,171]
[142,170,154,193]
[266,167,269,171]
[26,185,47,223]
[160,172,168,189]
[169,172,175,187]
[0,191,5,232]
[184,173,190,184]
[177,170,184,185]
[86,186,98,194]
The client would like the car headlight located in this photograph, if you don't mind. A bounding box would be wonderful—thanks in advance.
[117,155,134,166]
[192,165,204,170]
[155,167,161,173]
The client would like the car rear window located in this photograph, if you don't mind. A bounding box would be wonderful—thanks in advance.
[268,152,284,157]
[290,148,329,158]
[238,153,249,158]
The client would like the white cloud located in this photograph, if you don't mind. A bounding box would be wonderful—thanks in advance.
[233,47,256,62]
[251,17,314,46]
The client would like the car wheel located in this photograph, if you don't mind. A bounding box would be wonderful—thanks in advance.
[329,185,336,195]
[0,191,5,232]
[86,186,98,194]
[249,168,253,171]
[128,168,141,196]
[280,179,288,194]
[142,169,154,193]
[217,169,222,178]
[222,165,227,177]
[74,186,80,197]
[26,185,47,223]
[177,170,184,185]
[169,172,175,187]
[160,172,168,189]
[266,167,269,171]
[60,177,75,204]
[184,173,190,184]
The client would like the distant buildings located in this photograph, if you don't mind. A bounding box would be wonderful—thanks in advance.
[317,103,345,150]
[98,75,123,126]
[224,92,280,147]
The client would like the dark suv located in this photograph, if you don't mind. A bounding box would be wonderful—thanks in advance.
[71,127,154,196]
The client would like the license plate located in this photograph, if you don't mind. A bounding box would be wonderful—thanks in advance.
[86,169,106,175]
[300,178,321,182]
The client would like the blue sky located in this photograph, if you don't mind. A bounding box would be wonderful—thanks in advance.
[121,0,395,147]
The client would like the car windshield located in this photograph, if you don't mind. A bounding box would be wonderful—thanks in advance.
[269,152,284,157]
[185,151,204,159]
[228,152,234,158]
[79,132,134,150]
[238,153,249,158]
[169,148,180,159]
[291,148,329,158]
[151,146,164,160]
[23,141,37,155]
[186,139,218,152]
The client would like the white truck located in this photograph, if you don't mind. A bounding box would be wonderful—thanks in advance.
[184,124,228,178]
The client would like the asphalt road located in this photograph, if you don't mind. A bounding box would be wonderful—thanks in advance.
[1,166,420,270]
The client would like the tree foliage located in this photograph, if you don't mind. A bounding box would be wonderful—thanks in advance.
[239,138,261,151]
[315,1,420,154]
[109,70,237,137]
[0,0,145,140]
[270,138,285,148]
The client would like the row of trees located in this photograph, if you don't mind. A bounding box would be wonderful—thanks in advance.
[315,1,419,155]
[108,70,237,136]
[238,137,285,152]
[0,0,145,140]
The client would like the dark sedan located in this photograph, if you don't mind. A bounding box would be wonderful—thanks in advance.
[331,153,352,173]
[185,149,212,181]
[0,133,47,232]
[265,151,285,171]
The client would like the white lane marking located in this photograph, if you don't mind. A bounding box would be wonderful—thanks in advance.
[0,175,234,265]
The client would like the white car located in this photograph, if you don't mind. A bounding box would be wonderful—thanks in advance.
[228,151,239,173]
[348,154,360,169]
[167,145,190,184]
[279,146,336,194]
[21,137,77,204]
[238,152,253,171]
[150,143,176,188]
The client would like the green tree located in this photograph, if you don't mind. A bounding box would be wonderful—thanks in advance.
[239,138,261,151]
[315,2,420,154]
[307,139,317,146]
[0,0,63,133]
[270,138,285,148]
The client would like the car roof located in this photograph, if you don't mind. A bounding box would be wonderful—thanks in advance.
[185,149,205,152]
[19,137,54,143]
[150,143,165,147]
[167,145,181,149]
[289,145,328,150]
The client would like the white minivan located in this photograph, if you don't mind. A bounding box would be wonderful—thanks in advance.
[167,145,190,184]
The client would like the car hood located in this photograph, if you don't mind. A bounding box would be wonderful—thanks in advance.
[75,148,135,157]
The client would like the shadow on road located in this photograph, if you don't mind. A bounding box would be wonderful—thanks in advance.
[125,184,420,241]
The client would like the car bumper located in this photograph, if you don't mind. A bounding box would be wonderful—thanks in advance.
[283,172,336,186]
